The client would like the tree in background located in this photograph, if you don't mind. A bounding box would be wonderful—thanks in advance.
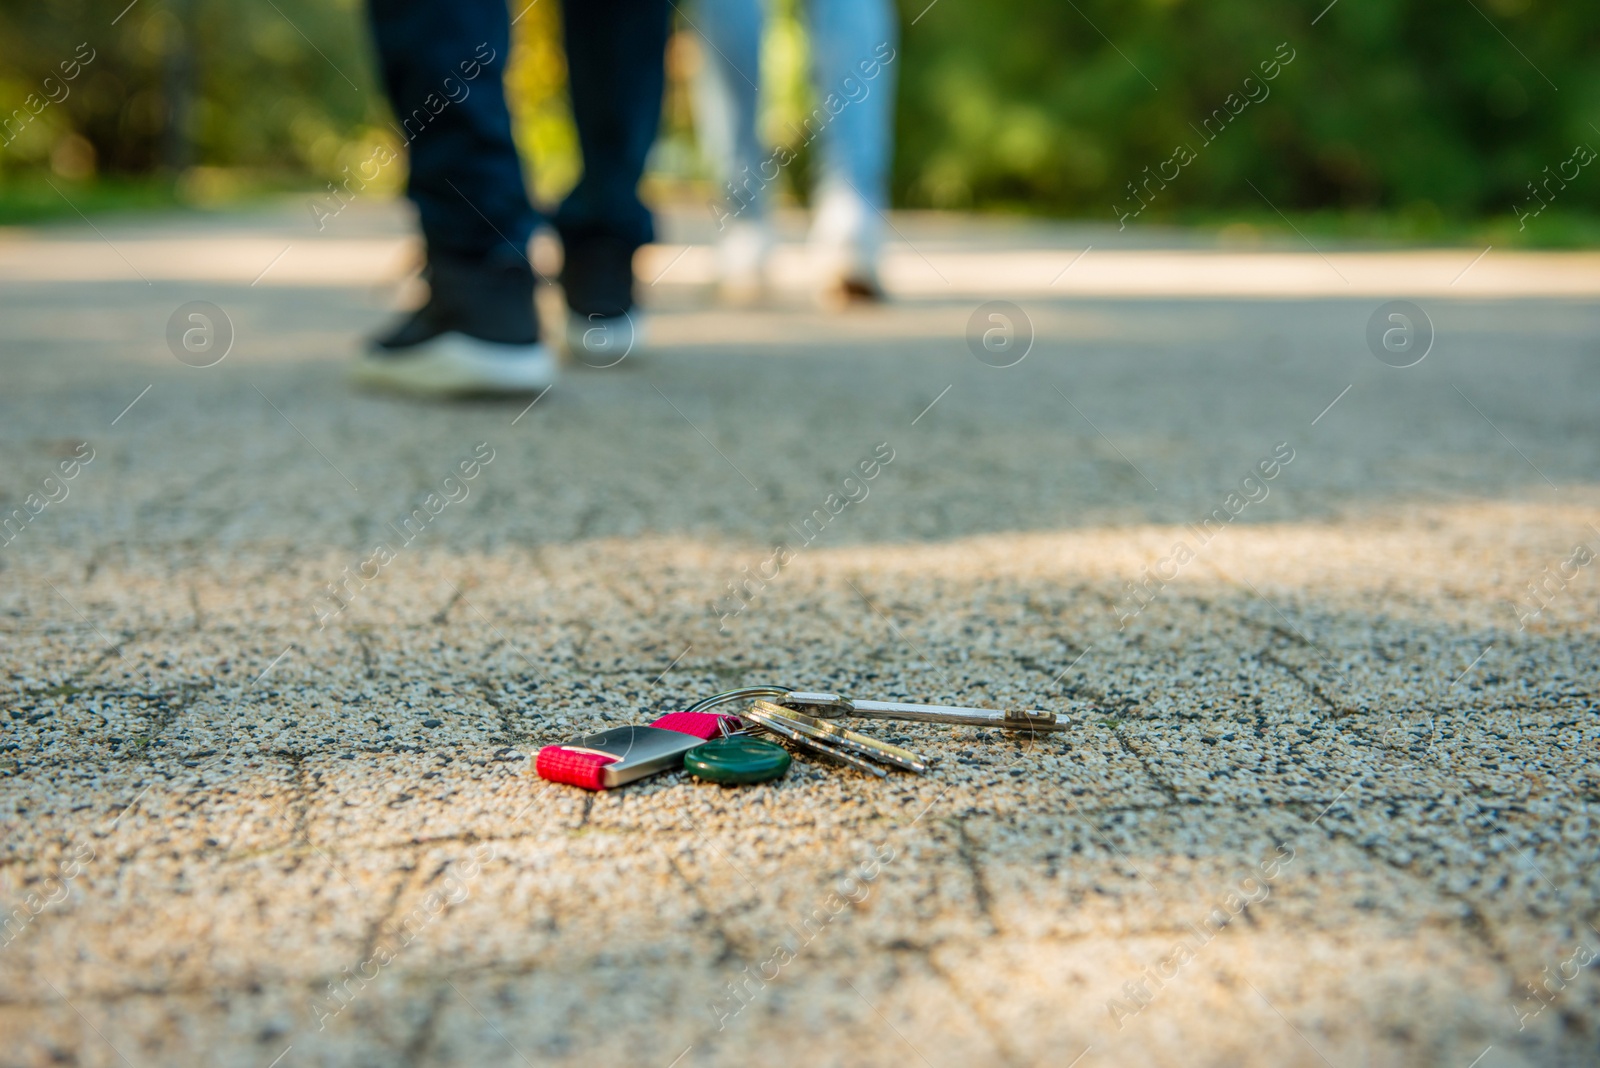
[0,0,381,186]
[2,0,1597,230]
[892,0,1600,224]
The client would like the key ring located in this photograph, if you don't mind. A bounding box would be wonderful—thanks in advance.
[682,685,794,715]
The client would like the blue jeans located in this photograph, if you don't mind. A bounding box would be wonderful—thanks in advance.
[368,0,669,265]
[692,0,898,223]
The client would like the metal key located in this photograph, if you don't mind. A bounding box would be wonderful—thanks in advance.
[746,700,928,774]
[779,691,1066,731]
[743,705,889,778]
[681,686,1066,733]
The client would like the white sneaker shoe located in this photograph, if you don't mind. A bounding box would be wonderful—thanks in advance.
[352,333,558,396]
[810,181,886,303]
[565,309,646,368]
[716,218,772,304]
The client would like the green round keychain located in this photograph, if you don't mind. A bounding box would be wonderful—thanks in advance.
[684,736,791,785]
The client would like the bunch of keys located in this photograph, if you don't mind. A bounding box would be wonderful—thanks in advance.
[534,685,1066,790]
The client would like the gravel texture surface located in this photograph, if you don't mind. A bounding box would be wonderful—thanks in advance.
[1,203,1597,1067]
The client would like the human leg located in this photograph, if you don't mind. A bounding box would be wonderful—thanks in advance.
[360,0,554,394]
[555,0,672,319]
[807,0,898,298]
[692,0,773,298]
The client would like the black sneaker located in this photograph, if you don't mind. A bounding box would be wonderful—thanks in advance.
[356,253,556,396]
[559,234,635,318]
[559,235,648,366]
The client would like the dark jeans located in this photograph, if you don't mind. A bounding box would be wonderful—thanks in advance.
[367,0,668,271]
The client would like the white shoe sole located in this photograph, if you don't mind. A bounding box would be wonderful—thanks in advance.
[565,311,646,368]
[717,219,773,300]
[352,334,557,397]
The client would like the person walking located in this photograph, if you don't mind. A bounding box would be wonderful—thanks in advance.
[693,0,898,303]
[355,0,668,396]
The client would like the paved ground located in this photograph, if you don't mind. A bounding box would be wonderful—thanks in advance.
[1,199,1597,1067]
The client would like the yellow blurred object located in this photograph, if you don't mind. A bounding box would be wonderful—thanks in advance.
[49,134,96,181]
[506,2,580,208]
[762,1,810,153]
[177,166,245,205]
[503,3,813,210]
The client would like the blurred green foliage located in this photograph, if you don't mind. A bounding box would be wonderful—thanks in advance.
[892,0,1600,225]
[2,0,1597,236]
[0,0,378,180]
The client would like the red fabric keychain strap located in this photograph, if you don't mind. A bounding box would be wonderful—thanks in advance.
[533,745,616,791]
[534,712,739,790]
[648,711,736,739]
